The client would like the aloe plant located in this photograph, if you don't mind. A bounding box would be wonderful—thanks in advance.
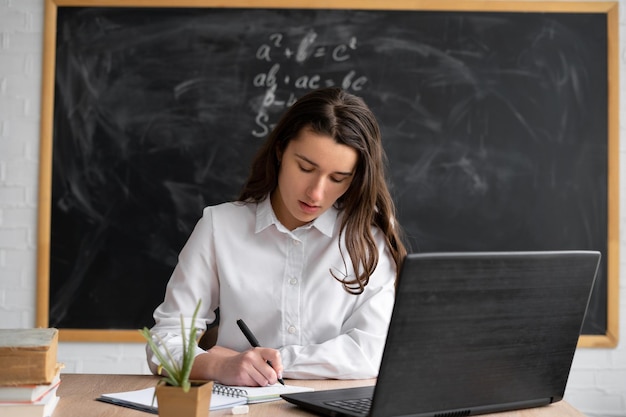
[140,299,202,392]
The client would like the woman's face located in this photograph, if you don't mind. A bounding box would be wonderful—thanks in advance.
[271,128,358,231]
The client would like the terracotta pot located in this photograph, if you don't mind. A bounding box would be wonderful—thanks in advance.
[155,380,214,417]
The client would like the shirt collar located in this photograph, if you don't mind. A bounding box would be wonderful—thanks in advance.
[255,196,338,238]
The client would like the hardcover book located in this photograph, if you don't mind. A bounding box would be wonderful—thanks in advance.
[0,370,61,402]
[0,329,60,386]
[0,387,60,417]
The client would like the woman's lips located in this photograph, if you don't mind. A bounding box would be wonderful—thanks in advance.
[299,200,320,214]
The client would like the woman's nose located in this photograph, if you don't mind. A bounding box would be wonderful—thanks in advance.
[307,177,325,201]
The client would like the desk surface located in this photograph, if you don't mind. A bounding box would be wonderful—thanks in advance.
[56,374,586,417]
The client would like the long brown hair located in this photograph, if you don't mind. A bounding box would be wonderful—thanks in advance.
[238,87,407,293]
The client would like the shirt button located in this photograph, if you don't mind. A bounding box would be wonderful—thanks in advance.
[289,278,298,285]
[288,326,297,334]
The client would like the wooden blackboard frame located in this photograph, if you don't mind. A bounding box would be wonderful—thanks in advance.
[36,0,619,347]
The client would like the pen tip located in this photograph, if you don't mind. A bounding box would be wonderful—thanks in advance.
[278,378,285,385]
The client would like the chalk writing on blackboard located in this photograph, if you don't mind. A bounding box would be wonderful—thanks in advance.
[251,31,367,137]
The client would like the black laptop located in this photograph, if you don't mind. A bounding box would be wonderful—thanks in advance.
[281,251,600,417]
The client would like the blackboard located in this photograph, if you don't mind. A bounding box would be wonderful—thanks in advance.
[36,0,619,347]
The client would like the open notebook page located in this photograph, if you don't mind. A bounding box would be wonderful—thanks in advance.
[98,386,247,412]
[214,382,314,404]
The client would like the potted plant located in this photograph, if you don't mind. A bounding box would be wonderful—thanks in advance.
[140,299,213,417]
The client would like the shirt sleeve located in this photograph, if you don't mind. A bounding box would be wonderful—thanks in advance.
[145,207,220,374]
[279,236,397,380]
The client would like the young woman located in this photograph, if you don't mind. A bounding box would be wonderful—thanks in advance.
[146,87,407,386]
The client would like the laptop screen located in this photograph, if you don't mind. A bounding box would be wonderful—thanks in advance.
[282,251,600,417]
[371,251,600,416]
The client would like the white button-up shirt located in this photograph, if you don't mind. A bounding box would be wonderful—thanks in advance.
[148,197,396,379]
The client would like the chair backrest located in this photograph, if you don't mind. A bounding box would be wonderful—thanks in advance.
[198,307,220,350]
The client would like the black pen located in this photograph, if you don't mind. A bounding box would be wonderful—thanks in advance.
[236,319,285,385]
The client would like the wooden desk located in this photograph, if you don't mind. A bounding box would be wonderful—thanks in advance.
[55,374,587,417]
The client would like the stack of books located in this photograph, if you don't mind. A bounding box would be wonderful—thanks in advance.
[0,329,62,417]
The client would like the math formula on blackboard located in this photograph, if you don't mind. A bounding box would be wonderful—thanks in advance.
[252,31,367,137]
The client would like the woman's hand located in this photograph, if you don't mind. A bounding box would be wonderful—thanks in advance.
[191,345,284,386]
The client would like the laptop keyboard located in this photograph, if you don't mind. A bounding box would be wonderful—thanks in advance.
[325,398,372,415]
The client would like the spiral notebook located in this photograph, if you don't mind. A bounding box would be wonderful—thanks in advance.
[217,383,314,404]
[98,381,313,412]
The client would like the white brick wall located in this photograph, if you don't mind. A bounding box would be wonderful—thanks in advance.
[0,1,624,416]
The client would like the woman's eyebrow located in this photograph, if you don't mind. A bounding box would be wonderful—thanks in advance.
[295,153,354,176]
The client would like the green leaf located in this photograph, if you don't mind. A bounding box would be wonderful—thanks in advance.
[139,299,203,390]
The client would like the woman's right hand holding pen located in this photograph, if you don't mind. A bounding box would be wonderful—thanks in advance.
[190,345,284,387]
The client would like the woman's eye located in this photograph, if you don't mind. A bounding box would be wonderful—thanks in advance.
[330,176,346,184]
[299,165,314,173]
